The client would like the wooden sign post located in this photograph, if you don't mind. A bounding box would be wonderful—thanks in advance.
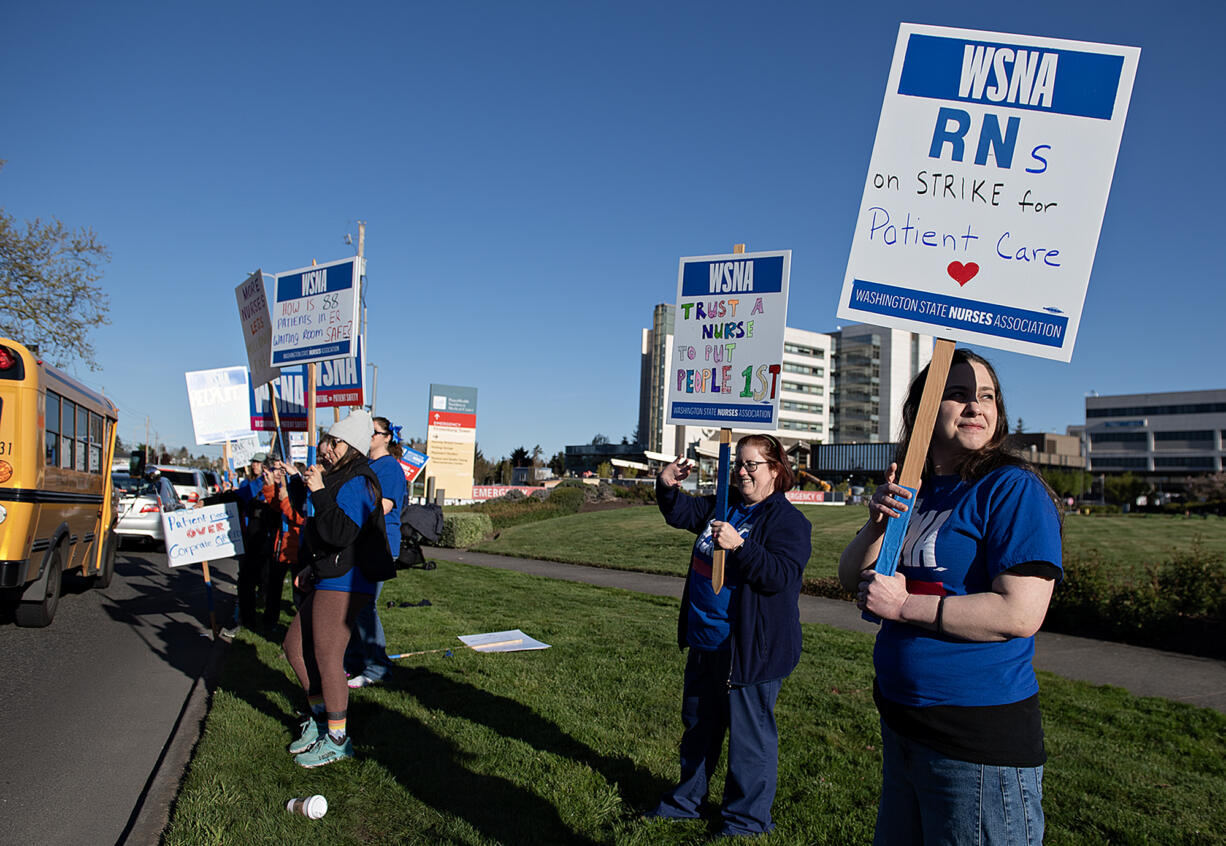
[710,243,747,594]
[200,560,219,637]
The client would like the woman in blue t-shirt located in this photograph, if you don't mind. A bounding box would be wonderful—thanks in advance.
[344,415,408,688]
[839,349,1063,845]
[650,434,811,837]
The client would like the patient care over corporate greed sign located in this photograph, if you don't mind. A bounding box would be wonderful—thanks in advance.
[666,250,790,429]
[838,24,1139,361]
[270,257,362,367]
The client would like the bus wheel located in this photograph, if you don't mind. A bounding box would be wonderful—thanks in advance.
[94,534,117,590]
[15,546,64,628]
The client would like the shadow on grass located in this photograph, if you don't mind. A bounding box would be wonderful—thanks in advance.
[359,705,606,845]
[219,639,631,844]
[394,666,673,811]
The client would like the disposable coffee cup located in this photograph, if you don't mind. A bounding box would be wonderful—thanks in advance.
[286,794,327,819]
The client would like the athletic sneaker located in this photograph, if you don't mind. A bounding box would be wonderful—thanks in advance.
[288,715,323,755]
[347,673,379,689]
[294,733,354,768]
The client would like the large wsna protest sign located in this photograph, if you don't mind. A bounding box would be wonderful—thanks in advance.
[838,24,1139,362]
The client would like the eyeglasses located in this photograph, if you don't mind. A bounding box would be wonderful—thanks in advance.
[373,430,390,437]
[733,459,769,472]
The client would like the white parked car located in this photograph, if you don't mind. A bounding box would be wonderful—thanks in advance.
[112,473,168,546]
[152,465,209,508]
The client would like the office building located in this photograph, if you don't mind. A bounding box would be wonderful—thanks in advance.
[829,324,933,444]
[1085,389,1226,476]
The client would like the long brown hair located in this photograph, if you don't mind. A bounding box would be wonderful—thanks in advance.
[895,348,1061,519]
[736,434,795,494]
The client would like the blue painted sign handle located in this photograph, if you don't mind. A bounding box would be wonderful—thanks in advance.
[862,484,918,623]
[715,440,730,523]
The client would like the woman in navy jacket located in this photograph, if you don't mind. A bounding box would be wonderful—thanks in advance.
[649,434,811,837]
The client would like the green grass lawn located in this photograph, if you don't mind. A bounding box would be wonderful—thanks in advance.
[165,562,1226,845]
[473,505,1226,586]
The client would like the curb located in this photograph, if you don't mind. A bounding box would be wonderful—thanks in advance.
[118,625,230,845]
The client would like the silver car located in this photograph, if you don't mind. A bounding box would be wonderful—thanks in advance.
[113,473,172,546]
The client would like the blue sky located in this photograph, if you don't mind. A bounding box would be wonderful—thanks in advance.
[3,0,1222,462]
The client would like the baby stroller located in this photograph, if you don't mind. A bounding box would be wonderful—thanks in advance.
[398,502,443,569]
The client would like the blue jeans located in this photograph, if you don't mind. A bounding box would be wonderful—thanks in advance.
[653,649,783,836]
[343,581,393,681]
[874,720,1045,845]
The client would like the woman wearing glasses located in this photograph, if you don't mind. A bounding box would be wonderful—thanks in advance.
[649,434,811,837]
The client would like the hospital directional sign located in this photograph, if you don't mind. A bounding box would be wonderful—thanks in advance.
[271,256,362,367]
[837,24,1139,362]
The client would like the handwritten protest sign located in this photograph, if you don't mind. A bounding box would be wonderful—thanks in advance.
[270,257,362,367]
[666,250,791,429]
[235,270,278,387]
[230,435,262,466]
[837,24,1139,361]
[162,503,245,568]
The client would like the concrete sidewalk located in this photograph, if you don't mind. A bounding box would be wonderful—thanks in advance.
[429,548,1226,714]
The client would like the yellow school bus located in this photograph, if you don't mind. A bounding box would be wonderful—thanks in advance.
[0,338,119,627]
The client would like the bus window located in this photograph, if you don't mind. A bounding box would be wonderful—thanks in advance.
[89,411,103,473]
[76,405,88,471]
[46,392,61,465]
[61,398,76,469]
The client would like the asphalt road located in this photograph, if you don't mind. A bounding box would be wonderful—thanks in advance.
[0,544,238,846]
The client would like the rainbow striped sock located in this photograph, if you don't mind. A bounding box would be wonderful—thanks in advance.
[327,712,347,741]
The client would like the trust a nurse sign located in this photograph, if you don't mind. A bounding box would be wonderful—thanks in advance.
[666,250,790,429]
[271,257,362,367]
[838,24,1139,361]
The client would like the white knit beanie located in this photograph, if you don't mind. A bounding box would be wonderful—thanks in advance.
[328,409,374,452]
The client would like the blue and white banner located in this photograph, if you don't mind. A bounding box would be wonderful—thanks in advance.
[248,338,366,431]
[838,24,1139,361]
[666,250,790,429]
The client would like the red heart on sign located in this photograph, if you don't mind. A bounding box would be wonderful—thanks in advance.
[947,261,979,286]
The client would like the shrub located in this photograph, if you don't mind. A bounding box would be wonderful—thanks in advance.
[1079,504,1122,516]
[1157,540,1226,618]
[803,576,855,601]
[1051,550,1115,615]
[612,483,656,504]
[547,486,586,514]
[437,513,493,548]
[461,499,562,531]
[1046,542,1226,657]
